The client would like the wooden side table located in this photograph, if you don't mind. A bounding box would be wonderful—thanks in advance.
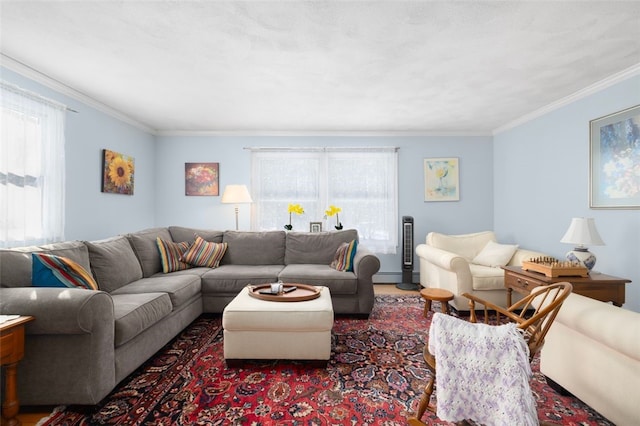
[1,315,34,426]
[420,288,454,316]
[503,266,630,307]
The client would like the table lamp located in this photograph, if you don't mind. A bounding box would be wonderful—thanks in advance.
[560,217,605,271]
[221,185,253,230]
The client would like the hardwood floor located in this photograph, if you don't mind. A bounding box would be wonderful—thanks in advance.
[374,283,420,295]
[13,283,419,425]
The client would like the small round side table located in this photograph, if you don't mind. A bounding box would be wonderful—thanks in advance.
[420,288,454,317]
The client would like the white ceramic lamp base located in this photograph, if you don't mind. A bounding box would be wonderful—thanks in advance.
[566,247,596,271]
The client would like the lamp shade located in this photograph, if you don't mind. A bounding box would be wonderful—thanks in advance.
[560,217,605,247]
[221,185,253,204]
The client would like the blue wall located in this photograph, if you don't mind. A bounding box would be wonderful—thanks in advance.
[3,66,638,311]
[494,75,640,312]
[154,135,494,277]
[1,67,157,240]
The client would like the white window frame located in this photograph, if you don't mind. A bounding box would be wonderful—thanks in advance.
[250,147,398,254]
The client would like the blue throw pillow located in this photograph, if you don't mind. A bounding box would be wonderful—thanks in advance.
[32,253,99,290]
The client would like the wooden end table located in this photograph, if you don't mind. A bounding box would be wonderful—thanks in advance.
[420,288,455,316]
[1,315,34,426]
[503,266,630,307]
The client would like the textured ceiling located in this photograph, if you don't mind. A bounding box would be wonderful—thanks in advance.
[1,1,639,134]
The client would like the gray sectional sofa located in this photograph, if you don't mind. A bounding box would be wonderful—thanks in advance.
[0,227,380,406]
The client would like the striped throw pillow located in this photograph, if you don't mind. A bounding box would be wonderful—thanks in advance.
[181,235,227,268]
[32,253,99,290]
[156,237,193,273]
[330,239,358,272]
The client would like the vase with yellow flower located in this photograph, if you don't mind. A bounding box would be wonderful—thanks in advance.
[324,205,343,230]
[285,203,304,230]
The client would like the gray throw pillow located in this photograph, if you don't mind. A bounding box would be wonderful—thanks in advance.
[85,236,143,292]
[221,231,286,265]
[168,226,224,244]
[285,229,358,265]
[127,227,173,277]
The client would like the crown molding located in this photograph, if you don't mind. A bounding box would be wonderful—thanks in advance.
[493,63,640,135]
[155,129,492,137]
[1,54,156,134]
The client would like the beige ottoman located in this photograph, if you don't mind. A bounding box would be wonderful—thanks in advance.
[222,286,334,365]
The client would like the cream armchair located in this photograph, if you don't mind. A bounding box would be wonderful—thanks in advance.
[416,231,546,311]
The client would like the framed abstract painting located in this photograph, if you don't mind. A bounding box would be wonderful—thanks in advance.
[185,163,219,196]
[102,149,134,195]
[424,157,459,202]
[589,105,640,209]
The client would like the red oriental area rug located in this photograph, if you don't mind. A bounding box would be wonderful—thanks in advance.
[40,295,613,425]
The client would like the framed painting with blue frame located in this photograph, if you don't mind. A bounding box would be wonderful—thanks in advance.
[589,105,640,209]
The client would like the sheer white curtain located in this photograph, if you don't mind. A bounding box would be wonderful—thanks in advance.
[1,81,66,248]
[250,147,398,254]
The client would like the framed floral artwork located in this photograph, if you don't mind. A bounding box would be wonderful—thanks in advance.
[102,149,134,195]
[185,163,219,196]
[424,157,459,201]
[589,105,640,209]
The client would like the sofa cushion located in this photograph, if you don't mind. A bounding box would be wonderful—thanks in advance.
[469,264,505,290]
[201,265,284,294]
[221,231,286,265]
[31,253,99,290]
[156,238,192,273]
[329,239,358,272]
[472,241,519,267]
[181,236,227,268]
[285,229,358,265]
[150,267,210,278]
[127,227,173,277]
[111,274,201,309]
[278,264,358,295]
[85,236,143,293]
[1,241,91,288]
[111,292,172,347]
[168,226,224,244]
[428,231,496,261]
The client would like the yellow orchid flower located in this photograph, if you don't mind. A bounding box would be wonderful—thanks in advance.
[288,203,305,215]
[285,203,304,230]
[324,205,342,217]
[324,205,343,230]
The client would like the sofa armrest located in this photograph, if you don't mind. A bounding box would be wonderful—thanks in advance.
[351,247,380,316]
[416,244,471,274]
[416,244,474,298]
[1,287,116,405]
[553,293,640,361]
[0,287,114,335]
[352,246,380,279]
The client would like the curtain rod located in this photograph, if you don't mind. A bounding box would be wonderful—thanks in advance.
[1,80,77,113]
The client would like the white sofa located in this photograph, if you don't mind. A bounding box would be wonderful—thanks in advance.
[416,231,546,311]
[540,293,640,426]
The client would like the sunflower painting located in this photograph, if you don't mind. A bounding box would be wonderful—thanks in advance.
[102,149,135,195]
[185,163,219,196]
